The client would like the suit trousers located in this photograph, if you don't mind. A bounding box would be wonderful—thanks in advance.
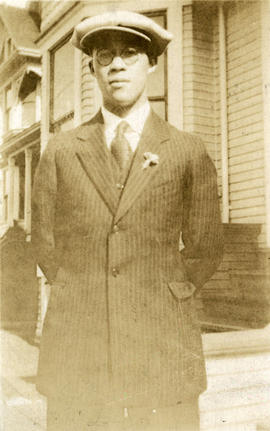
[47,396,200,431]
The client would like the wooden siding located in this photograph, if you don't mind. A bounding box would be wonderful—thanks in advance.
[200,223,270,329]
[226,2,265,229]
[81,53,97,123]
[183,1,265,243]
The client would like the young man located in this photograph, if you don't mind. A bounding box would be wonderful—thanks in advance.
[32,10,223,431]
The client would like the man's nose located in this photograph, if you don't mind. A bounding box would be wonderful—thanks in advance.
[110,55,126,69]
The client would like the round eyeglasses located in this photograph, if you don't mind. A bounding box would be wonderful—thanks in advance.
[95,47,141,66]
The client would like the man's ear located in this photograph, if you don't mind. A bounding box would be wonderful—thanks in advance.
[147,56,157,75]
[147,64,157,75]
[89,60,95,75]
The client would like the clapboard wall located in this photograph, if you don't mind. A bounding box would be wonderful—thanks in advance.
[226,2,265,232]
[81,53,97,123]
[182,1,266,245]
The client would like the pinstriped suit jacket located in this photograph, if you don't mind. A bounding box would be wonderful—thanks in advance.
[32,110,223,407]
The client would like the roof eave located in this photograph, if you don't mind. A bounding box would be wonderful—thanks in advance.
[0,49,41,83]
[0,122,41,160]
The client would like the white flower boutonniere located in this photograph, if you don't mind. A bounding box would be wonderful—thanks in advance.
[142,152,159,170]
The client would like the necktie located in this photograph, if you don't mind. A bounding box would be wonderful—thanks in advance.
[111,121,132,171]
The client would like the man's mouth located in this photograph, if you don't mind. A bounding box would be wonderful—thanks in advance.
[109,78,129,87]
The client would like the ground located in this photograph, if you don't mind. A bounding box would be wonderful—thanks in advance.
[0,330,46,431]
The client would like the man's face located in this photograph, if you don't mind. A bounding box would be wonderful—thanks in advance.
[91,32,155,113]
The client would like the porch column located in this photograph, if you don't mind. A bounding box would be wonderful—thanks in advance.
[7,157,15,227]
[24,148,32,240]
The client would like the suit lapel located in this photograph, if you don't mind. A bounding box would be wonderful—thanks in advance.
[75,111,119,215]
[114,111,170,223]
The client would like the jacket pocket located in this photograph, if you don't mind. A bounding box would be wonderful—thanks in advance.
[167,281,200,345]
[168,281,196,301]
[168,281,203,381]
[51,266,66,288]
[168,282,205,383]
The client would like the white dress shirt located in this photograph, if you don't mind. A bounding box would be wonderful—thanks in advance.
[101,101,151,152]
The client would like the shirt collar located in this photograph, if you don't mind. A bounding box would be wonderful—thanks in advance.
[101,101,151,135]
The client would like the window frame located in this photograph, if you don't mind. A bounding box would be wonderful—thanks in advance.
[49,32,74,133]
[144,9,168,121]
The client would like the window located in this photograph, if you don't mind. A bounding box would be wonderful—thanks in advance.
[21,90,36,129]
[145,12,167,120]
[19,68,41,129]
[50,35,74,132]
[4,81,23,133]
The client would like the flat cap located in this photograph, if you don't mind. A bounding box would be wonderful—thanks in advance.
[71,10,173,57]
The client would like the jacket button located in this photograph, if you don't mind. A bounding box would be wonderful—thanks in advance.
[116,183,124,190]
[112,268,119,277]
[112,224,119,233]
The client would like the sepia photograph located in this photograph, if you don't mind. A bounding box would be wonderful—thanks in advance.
[0,0,269,430]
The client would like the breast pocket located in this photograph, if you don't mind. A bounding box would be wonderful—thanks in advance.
[151,178,173,190]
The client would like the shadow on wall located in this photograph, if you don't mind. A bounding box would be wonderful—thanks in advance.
[199,223,270,332]
[0,221,38,345]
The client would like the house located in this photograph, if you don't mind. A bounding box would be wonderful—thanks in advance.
[0,1,41,340]
[0,1,41,236]
[0,0,269,429]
